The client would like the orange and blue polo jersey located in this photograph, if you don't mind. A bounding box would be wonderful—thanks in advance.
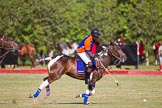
[77,34,96,53]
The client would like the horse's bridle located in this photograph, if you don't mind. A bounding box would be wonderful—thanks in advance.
[97,45,124,66]
[110,45,126,66]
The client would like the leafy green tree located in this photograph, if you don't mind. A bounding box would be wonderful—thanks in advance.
[0,0,161,58]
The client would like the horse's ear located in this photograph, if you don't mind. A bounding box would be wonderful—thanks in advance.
[110,41,113,45]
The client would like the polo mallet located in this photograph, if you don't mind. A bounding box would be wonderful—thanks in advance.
[96,58,119,86]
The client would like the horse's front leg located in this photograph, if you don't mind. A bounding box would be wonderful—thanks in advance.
[86,81,96,96]
[76,80,96,105]
[31,71,63,98]
[86,72,96,96]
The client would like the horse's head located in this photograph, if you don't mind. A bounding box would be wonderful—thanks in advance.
[108,42,127,62]
[0,36,18,50]
[97,42,127,66]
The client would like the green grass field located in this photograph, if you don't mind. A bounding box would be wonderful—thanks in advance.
[0,74,162,108]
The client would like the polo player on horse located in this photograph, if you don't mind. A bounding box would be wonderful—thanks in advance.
[77,29,101,84]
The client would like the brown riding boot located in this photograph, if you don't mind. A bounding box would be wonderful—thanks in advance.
[85,71,91,84]
[85,67,92,84]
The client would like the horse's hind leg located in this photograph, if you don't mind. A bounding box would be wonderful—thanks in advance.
[44,77,50,96]
[32,77,50,98]
[31,57,35,68]
[21,55,26,66]
[32,72,61,98]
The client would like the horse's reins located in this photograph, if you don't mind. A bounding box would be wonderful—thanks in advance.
[107,45,123,67]
[97,45,122,67]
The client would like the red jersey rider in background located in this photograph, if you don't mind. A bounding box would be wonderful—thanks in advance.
[77,29,101,84]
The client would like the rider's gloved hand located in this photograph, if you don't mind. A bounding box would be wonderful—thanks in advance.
[87,52,96,58]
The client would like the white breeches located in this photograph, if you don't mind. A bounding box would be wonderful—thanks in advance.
[78,52,91,64]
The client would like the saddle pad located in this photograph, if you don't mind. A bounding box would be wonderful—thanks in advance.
[76,60,85,74]
[76,58,96,74]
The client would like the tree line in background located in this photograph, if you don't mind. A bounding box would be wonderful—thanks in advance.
[0,0,162,55]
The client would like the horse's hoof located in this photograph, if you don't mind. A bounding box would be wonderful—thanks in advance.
[46,91,50,96]
[84,102,90,105]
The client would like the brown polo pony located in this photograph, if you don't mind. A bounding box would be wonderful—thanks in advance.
[30,42,127,104]
[18,44,35,68]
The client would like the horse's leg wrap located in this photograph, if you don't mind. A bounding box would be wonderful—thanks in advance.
[85,62,93,84]
[39,79,49,90]
[46,85,50,96]
[78,93,90,104]
[33,78,49,98]
[88,81,95,91]
[83,94,89,104]
[86,81,95,96]
[33,88,41,98]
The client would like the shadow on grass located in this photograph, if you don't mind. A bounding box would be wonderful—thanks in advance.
[43,102,83,105]
[51,102,109,105]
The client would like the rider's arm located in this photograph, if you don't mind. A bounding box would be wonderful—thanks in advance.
[44,57,52,60]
